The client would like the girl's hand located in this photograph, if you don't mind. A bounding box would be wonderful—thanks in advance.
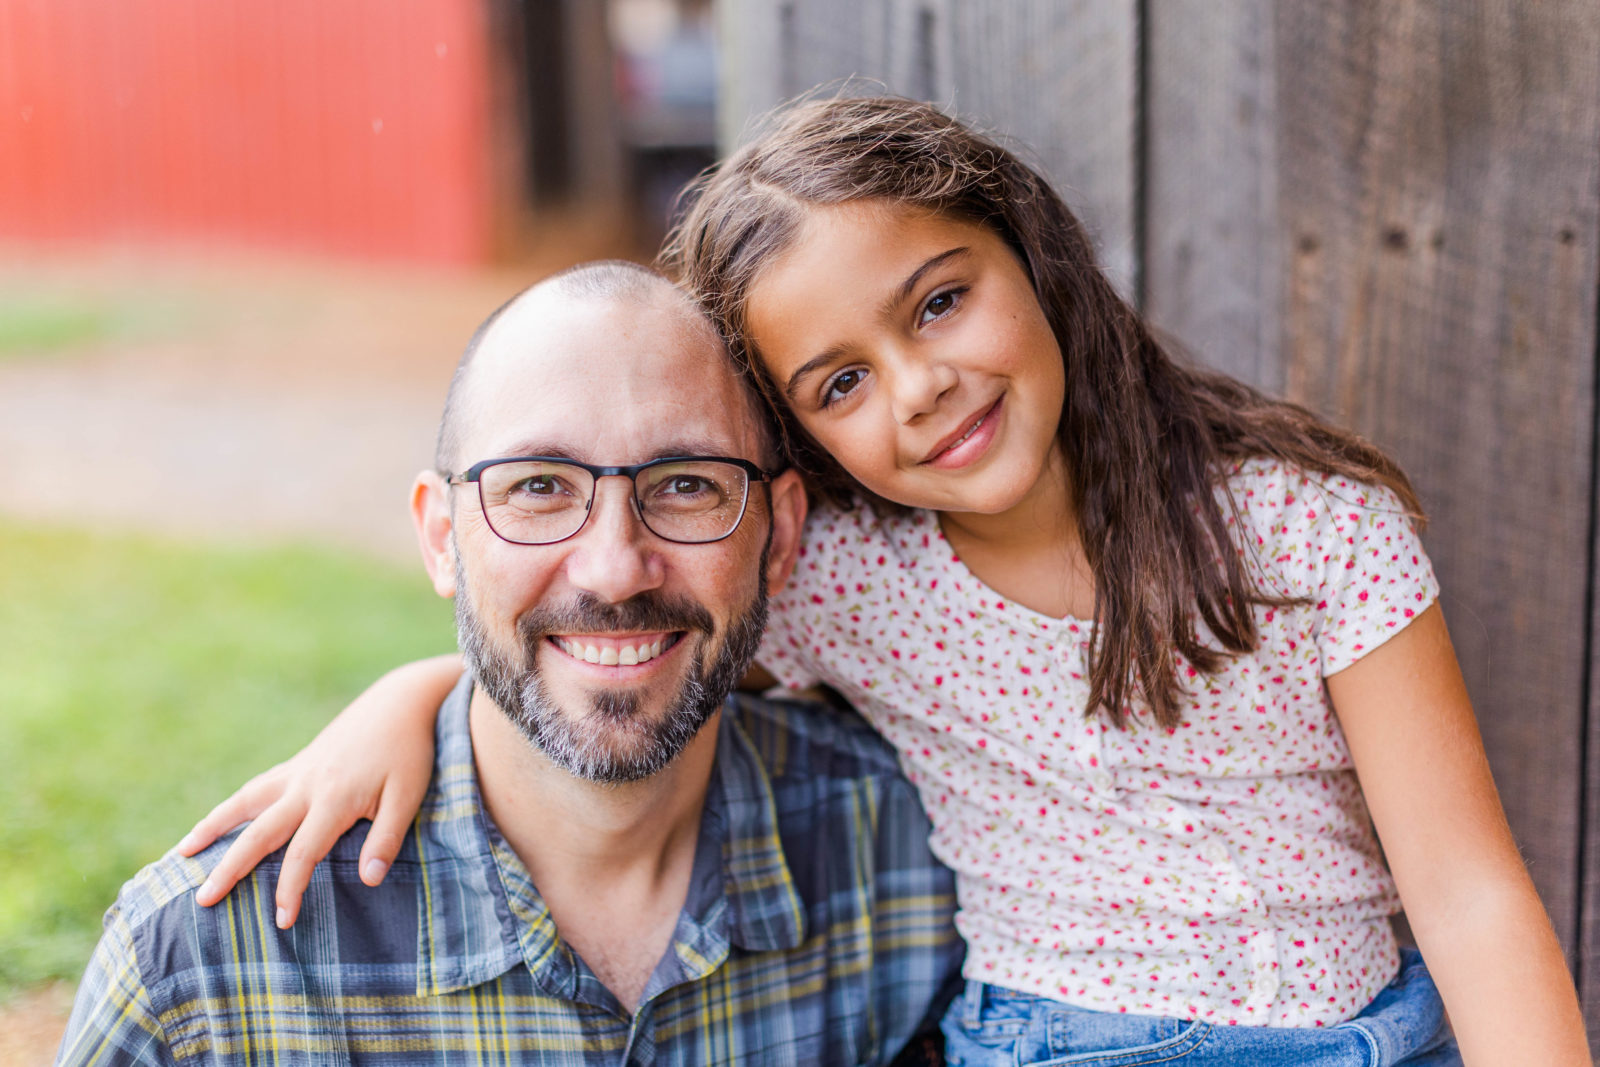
[177,654,464,928]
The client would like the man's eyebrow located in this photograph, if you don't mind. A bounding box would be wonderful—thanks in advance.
[782,246,971,402]
[489,442,583,462]
[484,440,740,463]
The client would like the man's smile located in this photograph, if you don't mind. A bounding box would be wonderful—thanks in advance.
[548,631,686,668]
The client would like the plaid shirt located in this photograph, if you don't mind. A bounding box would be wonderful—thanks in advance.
[58,678,962,1065]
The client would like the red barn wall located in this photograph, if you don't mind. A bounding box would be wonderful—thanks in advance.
[0,0,492,263]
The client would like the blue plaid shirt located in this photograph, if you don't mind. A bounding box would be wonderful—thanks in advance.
[58,677,962,1064]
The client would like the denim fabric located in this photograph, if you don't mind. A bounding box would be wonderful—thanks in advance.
[941,949,1459,1066]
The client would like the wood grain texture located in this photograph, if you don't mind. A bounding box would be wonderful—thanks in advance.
[1271,2,1600,964]
[733,0,1600,1032]
[715,0,1138,294]
[939,0,1138,292]
[1143,0,1283,389]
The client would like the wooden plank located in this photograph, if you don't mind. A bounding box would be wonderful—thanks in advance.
[941,0,1138,293]
[716,0,1138,294]
[1587,366,1600,1042]
[1143,0,1282,390]
[1269,2,1600,975]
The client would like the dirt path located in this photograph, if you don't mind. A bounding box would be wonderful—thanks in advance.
[0,229,643,1065]
[4,252,531,560]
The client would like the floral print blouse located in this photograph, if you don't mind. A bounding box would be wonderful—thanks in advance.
[758,459,1439,1026]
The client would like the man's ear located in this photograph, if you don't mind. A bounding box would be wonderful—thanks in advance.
[763,469,808,596]
[411,471,457,598]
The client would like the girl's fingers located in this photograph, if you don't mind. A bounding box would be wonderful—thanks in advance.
[193,797,305,907]
[178,767,290,856]
[359,779,428,887]
[272,807,359,928]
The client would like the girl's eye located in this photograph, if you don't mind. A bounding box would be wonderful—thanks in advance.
[919,288,963,325]
[822,368,866,407]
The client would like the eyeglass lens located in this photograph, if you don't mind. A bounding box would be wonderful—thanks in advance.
[476,459,751,545]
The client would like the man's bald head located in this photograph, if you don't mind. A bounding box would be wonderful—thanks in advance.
[435,262,774,475]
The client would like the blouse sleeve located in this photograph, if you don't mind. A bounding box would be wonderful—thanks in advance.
[1236,463,1440,676]
[755,520,830,691]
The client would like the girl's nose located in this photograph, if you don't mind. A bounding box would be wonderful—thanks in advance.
[888,355,959,425]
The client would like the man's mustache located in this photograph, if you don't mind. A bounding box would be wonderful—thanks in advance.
[514,592,715,648]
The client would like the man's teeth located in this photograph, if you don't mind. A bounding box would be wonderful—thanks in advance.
[553,636,667,666]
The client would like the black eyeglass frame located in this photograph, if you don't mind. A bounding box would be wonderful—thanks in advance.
[445,454,773,547]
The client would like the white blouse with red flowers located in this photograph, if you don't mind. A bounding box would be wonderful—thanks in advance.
[757,459,1438,1027]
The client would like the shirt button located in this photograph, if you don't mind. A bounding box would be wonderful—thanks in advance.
[1202,842,1228,864]
[1091,771,1114,793]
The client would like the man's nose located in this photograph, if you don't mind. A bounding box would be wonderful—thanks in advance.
[887,350,959,425]
[562,477,665,603]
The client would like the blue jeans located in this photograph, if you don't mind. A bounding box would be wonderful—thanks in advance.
[941,949,1460,1066]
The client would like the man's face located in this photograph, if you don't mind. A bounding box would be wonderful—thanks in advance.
[417,290,796,782]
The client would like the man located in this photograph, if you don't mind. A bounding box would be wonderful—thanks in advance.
[57,263,961,1064]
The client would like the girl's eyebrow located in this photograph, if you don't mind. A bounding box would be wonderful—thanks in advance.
[783,246,972,401]
[784,346,848,401]
[881,246,970,319]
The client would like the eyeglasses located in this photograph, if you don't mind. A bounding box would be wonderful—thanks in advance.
[447,455,772,546]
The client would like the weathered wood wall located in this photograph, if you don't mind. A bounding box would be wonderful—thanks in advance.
[718,0,1140,289]
[721,0,1600,1041]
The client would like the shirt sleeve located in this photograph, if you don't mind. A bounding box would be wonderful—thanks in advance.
[55,909,170,1066]
[1240,464,1440,677]
[866,772,964,1064]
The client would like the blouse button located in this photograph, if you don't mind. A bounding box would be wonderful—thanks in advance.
[1202,841,1229,864]
[1090,770,1114,794]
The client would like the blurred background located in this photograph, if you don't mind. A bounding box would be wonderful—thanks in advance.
[2,1,1598,1062]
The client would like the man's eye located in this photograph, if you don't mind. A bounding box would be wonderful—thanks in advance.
[919,289,961,325]
[516,477,560,495]
[662,475,711,495]
[823,369,865,406]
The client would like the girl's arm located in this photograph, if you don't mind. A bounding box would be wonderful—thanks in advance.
[179,653,463,928]
[1328,604,1589,1064]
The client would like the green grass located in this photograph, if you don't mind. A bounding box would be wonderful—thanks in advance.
[0,291,195,358]
[0,521,454,993]
[0,301,111,354]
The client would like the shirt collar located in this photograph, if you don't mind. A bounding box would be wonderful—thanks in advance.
[413,676,804,999]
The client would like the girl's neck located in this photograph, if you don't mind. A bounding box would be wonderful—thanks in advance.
[936,445,1096,620]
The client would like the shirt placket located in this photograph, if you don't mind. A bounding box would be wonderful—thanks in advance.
[1052,620,1113,797]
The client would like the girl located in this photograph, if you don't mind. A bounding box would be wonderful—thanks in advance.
[181,97,1587,1064]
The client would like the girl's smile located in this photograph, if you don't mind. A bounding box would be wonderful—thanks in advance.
[743,200,1067,520]
[922,395,1002,468]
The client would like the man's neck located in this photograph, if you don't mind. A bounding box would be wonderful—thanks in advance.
[468,689,718,1012]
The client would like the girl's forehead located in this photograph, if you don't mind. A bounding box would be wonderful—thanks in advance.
[746,203,998,329]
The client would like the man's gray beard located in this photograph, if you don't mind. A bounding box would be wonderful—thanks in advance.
[454,551,768,784]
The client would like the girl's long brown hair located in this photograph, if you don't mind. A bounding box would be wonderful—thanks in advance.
[660,95,1422,730]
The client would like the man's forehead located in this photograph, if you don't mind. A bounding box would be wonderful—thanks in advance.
[460,292,759,462]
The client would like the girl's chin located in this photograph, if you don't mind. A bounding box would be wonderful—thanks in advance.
[877,476,1037,517]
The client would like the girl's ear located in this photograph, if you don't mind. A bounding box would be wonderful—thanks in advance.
[411,471,457,598]
[764,469,809,596]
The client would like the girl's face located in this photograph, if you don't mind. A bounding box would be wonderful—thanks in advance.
[743,200,1067,517]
